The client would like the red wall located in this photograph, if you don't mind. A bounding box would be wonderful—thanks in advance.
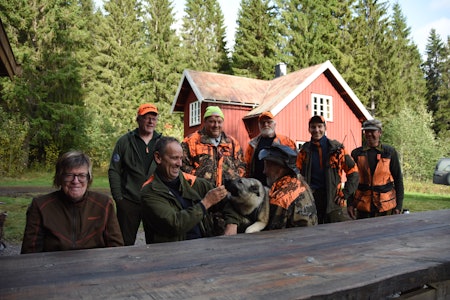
[182,74,362,154]
[268,73,362,153]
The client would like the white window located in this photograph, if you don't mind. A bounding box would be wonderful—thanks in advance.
[189,101,201,126]
[311,94,333,121]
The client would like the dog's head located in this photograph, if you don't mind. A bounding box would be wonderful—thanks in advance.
[224,178,266,213]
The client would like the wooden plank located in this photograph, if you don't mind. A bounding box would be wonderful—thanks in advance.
[1,210,450,299]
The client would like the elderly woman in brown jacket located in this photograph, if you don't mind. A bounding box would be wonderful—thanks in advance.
[21,151,123,254]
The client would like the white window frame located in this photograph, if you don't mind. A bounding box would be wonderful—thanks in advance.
[189,101,201,127]
[311,93,333,121]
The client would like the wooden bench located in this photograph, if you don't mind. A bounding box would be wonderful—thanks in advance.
[1,209,449,299]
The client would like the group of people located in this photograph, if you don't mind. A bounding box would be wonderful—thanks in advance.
[20,103,404,254]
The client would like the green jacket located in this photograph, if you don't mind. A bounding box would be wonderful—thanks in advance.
[108,128,162,204]
[141,171,226,243]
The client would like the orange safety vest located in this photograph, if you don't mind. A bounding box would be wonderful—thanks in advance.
[353,154,396,213]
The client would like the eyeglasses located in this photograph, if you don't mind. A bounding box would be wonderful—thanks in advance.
[140,115,158,122]
[63,173,89,183]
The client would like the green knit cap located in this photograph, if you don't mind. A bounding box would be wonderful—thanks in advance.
[204,106,224,120]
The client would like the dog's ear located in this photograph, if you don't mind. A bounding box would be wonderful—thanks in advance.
[250,184,261,197]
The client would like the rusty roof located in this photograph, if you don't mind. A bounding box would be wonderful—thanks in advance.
[172,61,372,120]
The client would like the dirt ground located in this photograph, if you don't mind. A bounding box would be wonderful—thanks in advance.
[0,186,145,256]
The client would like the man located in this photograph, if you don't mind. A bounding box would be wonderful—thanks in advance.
[296,115,359,224]
[141,137,233,243]
[245,111,296,186]
[348,119,404,219]
[108,103,162,245]
[224,144,317,234]
[259,144,317,229]
[181,106,246,186]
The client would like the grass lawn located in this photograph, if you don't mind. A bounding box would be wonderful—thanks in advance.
[1,173,450,243]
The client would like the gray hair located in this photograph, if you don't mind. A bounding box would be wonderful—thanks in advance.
[53,151,93,188]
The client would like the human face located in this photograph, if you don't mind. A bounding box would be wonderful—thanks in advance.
[155,141,183,181]
[61,166,89,202]
[308,122,326,141]
[364,129,381,148]
[263,160,283,187]
[204,116,223,138]
[137,113,158,135]
[259,118,276,138]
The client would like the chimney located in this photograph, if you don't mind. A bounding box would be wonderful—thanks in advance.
[275,62,287,78]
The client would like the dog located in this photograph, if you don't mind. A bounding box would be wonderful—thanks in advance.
[224,178,270,233]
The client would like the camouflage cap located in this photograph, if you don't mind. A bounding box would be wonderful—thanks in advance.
[362,119,382,131]
[258,144,299,175]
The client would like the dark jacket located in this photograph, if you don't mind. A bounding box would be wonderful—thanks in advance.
[21,190,124,254]
[108,128,162,203]
[245,134,297,180]
[141,171,231,243]
[296,138,359,214]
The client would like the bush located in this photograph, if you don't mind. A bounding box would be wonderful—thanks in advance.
[382,106,444,181]
[0,108,29,177]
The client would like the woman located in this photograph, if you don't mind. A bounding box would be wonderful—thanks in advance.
[21,151,123,254]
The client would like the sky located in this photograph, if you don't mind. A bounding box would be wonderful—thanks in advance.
[171,0,450,57]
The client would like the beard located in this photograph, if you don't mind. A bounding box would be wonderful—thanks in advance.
[260,127,275,137]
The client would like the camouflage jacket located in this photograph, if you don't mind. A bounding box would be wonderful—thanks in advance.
[181,129,246,186]
[266,175,318,229]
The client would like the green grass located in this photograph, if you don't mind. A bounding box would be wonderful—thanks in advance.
[1,174,450,243]
[0,169,110,188]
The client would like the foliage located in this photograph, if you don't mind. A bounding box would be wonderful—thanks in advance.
[275,0,348,70]
[181,0,231,73]
[382,106,442,181]
[0,107,29,176]
[232,0,278,79]
[0,0,449,174]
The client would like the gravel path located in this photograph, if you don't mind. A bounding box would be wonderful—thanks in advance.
[0,231,146,256]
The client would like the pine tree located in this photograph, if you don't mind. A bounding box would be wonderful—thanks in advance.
[181,0,230,73]
[423,29,448,136]
[433,36,450,142]
[275,0,346,71]
[143,0,184,139]
[1,0,92,167]
[232,0,278,79]
[345,0,390,117]
[85,0,148,163]
[377,2,426,116]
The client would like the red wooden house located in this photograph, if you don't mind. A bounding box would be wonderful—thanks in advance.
[171,60,372,152]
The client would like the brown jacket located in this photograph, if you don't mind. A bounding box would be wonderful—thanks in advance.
[21,190,123,254]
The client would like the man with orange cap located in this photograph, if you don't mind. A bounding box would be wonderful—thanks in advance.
[108,103,162,245]
[245,111,297,186]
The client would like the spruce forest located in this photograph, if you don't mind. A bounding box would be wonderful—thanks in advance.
[0,0,449,181]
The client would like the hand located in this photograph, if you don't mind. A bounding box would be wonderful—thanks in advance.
[224,223,237,236]
[334,195,346,207]
[201,185,228,210]
[347,206,356,219]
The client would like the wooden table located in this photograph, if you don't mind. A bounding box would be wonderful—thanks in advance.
[1,210,450,299]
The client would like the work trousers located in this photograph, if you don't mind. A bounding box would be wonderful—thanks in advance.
[116,199,151,245]
[313,189,350,224]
